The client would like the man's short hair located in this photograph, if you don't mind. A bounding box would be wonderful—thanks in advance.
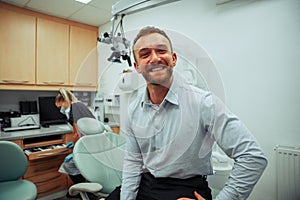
[132,26,174,58]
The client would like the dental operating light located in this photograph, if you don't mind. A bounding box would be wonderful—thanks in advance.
[97,0,181,66]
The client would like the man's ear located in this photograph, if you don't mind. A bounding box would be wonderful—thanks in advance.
[171,52,177,67]
[134,62,141,73]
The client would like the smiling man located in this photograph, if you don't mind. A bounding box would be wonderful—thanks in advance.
[133,28,177,104]
[106,26,267,200]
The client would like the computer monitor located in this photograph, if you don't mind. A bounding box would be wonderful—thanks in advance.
[38,96,68,127]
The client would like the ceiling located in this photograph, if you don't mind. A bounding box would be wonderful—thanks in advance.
[1,0,120,27]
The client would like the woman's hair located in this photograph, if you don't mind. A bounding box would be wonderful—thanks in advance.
[55,88,78,105]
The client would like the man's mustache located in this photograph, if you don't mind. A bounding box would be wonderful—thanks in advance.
[140,63,168,72]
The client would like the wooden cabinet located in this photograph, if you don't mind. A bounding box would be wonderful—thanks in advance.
[11,132,74,198]
[36,18,69,86]
[70,26,98,88]
[0,2,98,91]
[25,155,68,197]
[0,8,36,85]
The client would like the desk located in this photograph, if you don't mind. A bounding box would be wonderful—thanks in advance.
[0,124,73,141]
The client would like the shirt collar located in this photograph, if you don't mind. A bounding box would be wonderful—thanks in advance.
[141,73,180,108]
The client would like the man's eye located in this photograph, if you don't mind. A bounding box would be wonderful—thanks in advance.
[139,52,149,58]
[157,49,167,54]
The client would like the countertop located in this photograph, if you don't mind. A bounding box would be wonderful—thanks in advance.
[0,124,73,141]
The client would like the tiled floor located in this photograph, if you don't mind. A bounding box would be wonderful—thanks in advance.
[53,193,102,200]
[54,197,81,200]
[38,189,101,200]
[53,194,81,200]
[38,190,81,200]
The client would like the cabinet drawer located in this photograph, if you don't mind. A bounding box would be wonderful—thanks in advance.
[26,147,70,161]
[24,156,65,178]
[33,173,67,197]
[26,171,66,185]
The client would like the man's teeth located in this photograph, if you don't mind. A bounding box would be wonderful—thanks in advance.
[152,67,163,72]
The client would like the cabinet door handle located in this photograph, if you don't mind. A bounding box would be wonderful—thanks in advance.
[1,79,29,83]
[74,82,93,86]
[35,174,61,183]
[42,81,65,84]
[38,149,68,157]
[39,185,61,195]
[33,166,54,173]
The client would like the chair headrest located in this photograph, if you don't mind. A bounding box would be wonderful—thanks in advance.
[77,117,105,135]
[0,141,28,181]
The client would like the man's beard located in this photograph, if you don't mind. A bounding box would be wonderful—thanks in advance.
[142,63,173,86]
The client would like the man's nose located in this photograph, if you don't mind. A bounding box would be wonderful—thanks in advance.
[149,50,161,63]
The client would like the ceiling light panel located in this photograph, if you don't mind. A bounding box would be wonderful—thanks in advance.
[75,0,92,4]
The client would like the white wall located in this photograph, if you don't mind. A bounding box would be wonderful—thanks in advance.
[98,0,300,199]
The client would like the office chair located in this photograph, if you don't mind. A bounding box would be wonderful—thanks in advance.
[69,131,126,200]
[0,141,38,200]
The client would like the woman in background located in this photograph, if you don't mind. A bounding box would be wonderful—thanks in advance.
[55,88,95,142]
[55,88,95,197]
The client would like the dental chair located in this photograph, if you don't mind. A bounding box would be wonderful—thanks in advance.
[0,141,38,200]
[60,117,107,173]
[77,117,107,136]
[68,131,126,200]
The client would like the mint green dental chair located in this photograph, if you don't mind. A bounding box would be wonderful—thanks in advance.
[69,131,126,200]
[0,141,38,200]
[77,117,106,136]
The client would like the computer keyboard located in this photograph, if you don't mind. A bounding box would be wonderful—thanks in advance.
[2,125,40,132]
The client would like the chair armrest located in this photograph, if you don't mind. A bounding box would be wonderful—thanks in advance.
[69,182,103,196]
